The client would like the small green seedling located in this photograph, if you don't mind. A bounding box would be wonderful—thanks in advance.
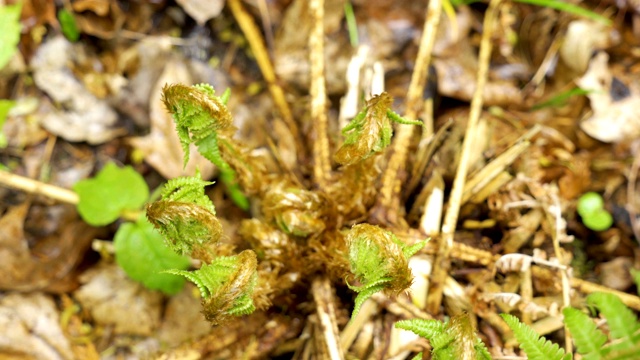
[0,100,16,148]
[577,192,613,231]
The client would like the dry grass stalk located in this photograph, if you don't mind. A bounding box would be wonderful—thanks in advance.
[427,0,504,314]
[372,0,442,224]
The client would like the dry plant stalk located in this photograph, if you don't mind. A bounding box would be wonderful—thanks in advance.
[227,0,300,162]
[427,0,505,314]
[309,0,331,188]
[372,0,442,224]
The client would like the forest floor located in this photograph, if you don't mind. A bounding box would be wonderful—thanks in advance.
[1,0,640,359]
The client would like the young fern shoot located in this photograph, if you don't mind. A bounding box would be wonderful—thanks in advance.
[346,224,426,319]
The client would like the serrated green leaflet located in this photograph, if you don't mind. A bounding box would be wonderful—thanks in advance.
[0,2,22,70]
[74,163,149,226]
[114,217,191,295]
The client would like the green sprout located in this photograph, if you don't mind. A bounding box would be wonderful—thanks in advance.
[577,192,613,232]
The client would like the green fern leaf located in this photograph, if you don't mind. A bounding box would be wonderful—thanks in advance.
[502,313,567,360]
[164,250,258,325]
[395,319,447,340]
[350,283,386,319]
[587,293,640,346]
[602,342,640,360]
[430,331,455,359]
[563,307,606,359]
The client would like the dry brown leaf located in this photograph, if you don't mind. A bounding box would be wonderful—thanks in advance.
[0,203,96,292]
[176,0,225,25]
[577,52,640,143]
[130,59,216,179]
[32,37,122,144]
[0,292,74,360]
[559,20,617,73]
[74,263,163,336]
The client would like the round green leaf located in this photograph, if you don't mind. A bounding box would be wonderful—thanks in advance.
[74,163,149,226]
[582,209,613,232]
[577,192,605,218]
[114,218,191,295]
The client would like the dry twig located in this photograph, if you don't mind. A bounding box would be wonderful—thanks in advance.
[427,0,504,314]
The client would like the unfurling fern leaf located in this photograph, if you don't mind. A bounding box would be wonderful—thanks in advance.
[396,319,446,340]
[587,292,640,358]
[146,172,222,257]
[345,224,426,319]
[335,93,423,166]
[562,307,606,360]
[396,313,490,360]
[501,313,570,360]
[161,83,249,209]
[165,250,258,325]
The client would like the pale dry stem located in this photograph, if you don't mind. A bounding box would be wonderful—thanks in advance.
[309,0,332,189]
[373,0,442,224]
[427,0,503,314]
[312,277,345,360]
[227,0,301,164]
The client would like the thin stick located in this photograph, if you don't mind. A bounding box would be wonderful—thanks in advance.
[372,0,442,224]
[227,0,300,148]
[312,277,345,360]
[0,170,140,222]
[426,0,502,314]
[0,170,79,204]
[627,151,640,245]
[309,0,331,189]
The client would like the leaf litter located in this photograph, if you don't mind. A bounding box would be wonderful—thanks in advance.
[1,0,640,359]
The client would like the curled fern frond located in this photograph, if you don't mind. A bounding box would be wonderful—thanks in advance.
[161,83,235,166]
[346,224,426,318]
[165,250,259,325]
[146,200,222,257]
[501,313,569,360]
[261,182,329,237]
[147,173,222,257]
[335,92,423,166]
[160,170,216,213]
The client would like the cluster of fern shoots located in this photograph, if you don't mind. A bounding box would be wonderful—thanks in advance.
[145,83,640,359]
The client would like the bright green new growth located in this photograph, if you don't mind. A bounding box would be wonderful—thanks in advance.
[395,313,491,360]
[335,92,423,166]
[346,224,426,319]
[114,217,191,295]
[501,313,570,360]
[577,192,613,231]
[162,83,248,210]
[586,292,640,357]
[502,292,640,360]
[562,307,606,360]
[0,2,22,70]
[0,100,16,148]
[74,163,149,226]
[164,250,258,325]
[146,172,222,256]
[58,9,80,42]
